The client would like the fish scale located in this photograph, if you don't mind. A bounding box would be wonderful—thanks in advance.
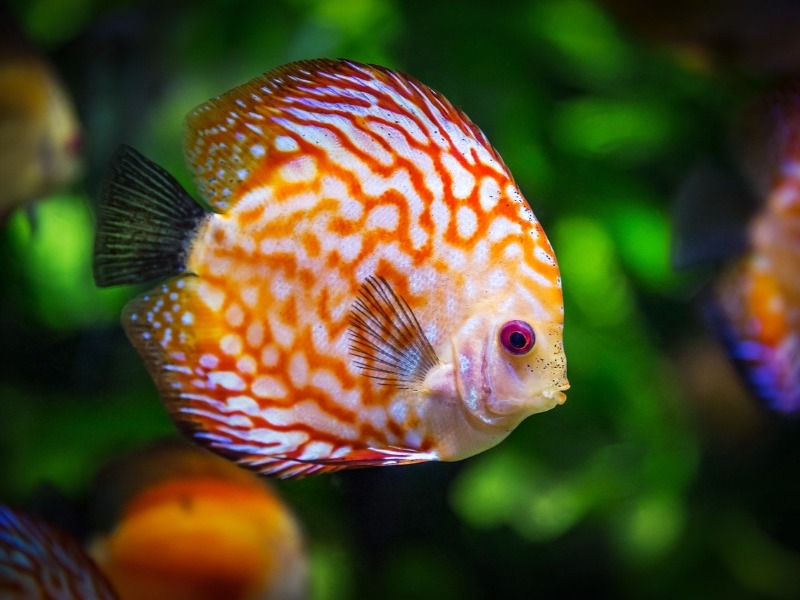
[95,59,568,478]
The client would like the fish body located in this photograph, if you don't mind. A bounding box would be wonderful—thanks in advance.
[0,14,82,223]
[0,503,116,600]
[94,59,568,478]
[699,81,800,413]
[88,440,307,600]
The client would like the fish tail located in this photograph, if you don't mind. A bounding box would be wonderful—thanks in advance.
[93,144,210,287]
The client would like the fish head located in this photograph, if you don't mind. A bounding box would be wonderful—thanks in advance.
[448,295,568,429]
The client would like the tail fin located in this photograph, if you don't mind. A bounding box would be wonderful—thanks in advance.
[93,145,210,287]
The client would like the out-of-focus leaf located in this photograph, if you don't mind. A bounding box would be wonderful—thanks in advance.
[527,0,635,87]
[555,216,634,327]
[552,97,679,163]
[7,194,129,331]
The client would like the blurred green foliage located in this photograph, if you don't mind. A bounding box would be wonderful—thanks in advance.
[6,196,128,331]
[2,0,800,598]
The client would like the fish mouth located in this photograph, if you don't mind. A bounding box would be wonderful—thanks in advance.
[490,380,569,418]
[542,388,567,406]
[542,378,569,406]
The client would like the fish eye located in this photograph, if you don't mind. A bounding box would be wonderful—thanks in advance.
[499,320,535,356]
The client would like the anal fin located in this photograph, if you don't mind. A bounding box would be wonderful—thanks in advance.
[232,446,439,480]
[121,275,225,422]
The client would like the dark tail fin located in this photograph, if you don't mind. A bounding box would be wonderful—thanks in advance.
[93,145,210,287]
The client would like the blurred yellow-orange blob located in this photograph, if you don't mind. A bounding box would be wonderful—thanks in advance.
[88,440,308,600]
[0,12,82,224]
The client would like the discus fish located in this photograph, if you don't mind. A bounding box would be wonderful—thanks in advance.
[94,59,568,478]
[0,503,116,599]
[678,80,800,413]
[88,439,307,600]
[0,11,83,225]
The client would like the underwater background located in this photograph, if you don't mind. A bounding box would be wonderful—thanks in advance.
[2,0,799,597]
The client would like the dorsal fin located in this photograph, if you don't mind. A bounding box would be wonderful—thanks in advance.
[182,58,501,213]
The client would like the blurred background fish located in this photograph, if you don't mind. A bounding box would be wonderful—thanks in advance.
[673,80,800,414]
[87,439,308,600]
[0,502,116,600]
[1,439,307,599]
[0,9,83,227]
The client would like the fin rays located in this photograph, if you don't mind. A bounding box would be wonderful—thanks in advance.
[93,145,209,287]
[348,276,439,388]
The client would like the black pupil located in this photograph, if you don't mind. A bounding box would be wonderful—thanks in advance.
[509,330,527,349]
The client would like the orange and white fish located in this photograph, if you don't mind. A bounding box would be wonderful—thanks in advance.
[0,11,83,225]
[88,439,307,600]
[93,59,568,478]
[676,80,800,413]
[0,503,116,599]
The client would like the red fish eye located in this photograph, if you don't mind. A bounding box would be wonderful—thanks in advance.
[499,320,535,355]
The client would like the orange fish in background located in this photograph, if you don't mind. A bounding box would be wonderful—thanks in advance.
[675,80,800,413]
[93,59,568,478]
[0,11,83,225]
[0,503,117,599]
[87,439,308,600]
